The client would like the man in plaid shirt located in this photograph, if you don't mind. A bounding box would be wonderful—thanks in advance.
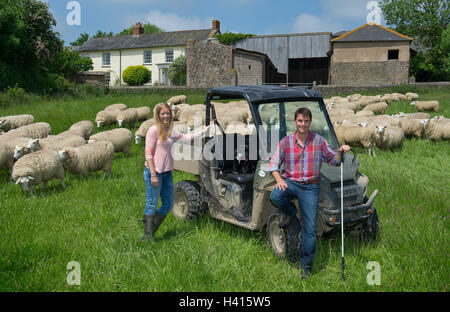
[268,107,350,279]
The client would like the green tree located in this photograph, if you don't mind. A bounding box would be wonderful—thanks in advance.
[168,55,186,86]
[123,65,151,86]
[117,23,164,36]
[93,30,114,38]
[46,48,93,78]
[70,33,90,46]
[379,0,450,81]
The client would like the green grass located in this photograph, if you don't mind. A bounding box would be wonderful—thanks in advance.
[0,87,449,291]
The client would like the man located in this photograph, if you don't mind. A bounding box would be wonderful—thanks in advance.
[268,107,350,279]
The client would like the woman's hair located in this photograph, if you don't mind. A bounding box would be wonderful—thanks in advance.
[153,103,173,141]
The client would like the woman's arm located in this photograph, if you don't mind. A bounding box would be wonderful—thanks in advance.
[145,126,159,186]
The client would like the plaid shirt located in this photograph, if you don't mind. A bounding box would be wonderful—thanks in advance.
[268,131,340,183]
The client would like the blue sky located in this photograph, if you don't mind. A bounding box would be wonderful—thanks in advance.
[41,0,387,45]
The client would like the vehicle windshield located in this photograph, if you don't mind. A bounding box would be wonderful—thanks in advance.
[257,100,338,152]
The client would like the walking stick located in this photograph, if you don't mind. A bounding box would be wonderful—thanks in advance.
[340,152,345,281]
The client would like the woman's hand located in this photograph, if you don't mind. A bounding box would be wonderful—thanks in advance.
[151,175,158,187]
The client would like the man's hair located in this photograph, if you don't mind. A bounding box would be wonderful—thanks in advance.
[294,107,312,121]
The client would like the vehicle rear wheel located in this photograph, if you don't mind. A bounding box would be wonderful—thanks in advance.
[173,180,204,221]
[361,207,379,242]
[266,210,302,263]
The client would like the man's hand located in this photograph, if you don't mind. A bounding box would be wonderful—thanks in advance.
[275,179,288,191]
[337,144,351,163]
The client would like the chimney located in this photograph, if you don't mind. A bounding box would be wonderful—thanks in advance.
[132,22,144,37]
[212,19,220,32]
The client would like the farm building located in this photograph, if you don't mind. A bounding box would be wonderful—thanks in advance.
[77,20,221,86]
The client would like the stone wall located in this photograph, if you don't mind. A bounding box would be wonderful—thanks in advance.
[186,39,234,88]
[330,61,410,86]
[233,50,264,85]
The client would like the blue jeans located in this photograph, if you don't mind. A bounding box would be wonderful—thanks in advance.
[270,179,320,271]
[143,168,174,216]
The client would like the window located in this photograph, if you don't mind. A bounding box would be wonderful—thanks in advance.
[388,49,399,60]
[144,50,152,64]
[102,52,111,66]
[166,49,174,63]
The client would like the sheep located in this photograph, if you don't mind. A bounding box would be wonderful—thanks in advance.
[424,117,450,141]
[0,114,35,132]
[89,128,132,155]
[5,122,51,139]
[116,108,138,128]
[399,118,429,138]
[347,94,361,102]
[374,125,405,151]
[368,115,401,127]
[171,103,191,121]
[27,135,86,153]
[95,110,122,128]
[167,95,187,105]
[135,106,151,121]
[57,120,94,140]
[224,121,255,135]
[135,119,156,144]
[327,102,361,112]
[105,103,127,111]
[356,109,375,117]
[327,107,355,118]
[364,102,388,114]
[411,100,439,112]
[0,137,31,172]
[392,93,407,101]
[393,112,431,120]
[333,123,376,156]
[405,93,419,101]
[12,150,65,193]
[58,141,115,178]
[173,121,190,134]
[179,108,206,128]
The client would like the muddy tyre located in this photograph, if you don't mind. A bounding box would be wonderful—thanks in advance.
[361,207,379,242]
[266,210,302,263]
[173,180,204,221]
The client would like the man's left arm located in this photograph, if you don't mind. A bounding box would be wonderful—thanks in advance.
[321,139,350,166]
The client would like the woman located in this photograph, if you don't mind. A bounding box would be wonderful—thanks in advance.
[142,102,207,241]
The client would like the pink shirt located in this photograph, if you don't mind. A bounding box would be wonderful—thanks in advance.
[145,125,193,173]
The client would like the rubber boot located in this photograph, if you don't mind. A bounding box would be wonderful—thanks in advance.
[142,214,155,241]
[152,211,166,237]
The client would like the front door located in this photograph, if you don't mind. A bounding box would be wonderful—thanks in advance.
[160,68,168,86]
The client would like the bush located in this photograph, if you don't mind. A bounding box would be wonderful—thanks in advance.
[168,55,186,86]
[123,66,151,86]
[6,84,31,104]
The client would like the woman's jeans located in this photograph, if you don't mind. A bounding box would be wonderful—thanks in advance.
[269,178,320,271]
[143,168,174,216]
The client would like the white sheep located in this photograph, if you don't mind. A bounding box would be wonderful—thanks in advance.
[89,128,132,155]
[95,110,121,128]
[374,125,405,151]
[369,114,401,127]
[12,150,65,193]
[364,102,388,114]
[171,103,191,121]
[117,108,138,128]
[135,119,156,144]
[167,95,187,105]
[105,103,127,111]
[424,117,450,141]
[399,118,429,138]
[58,120,94,140]
[405,93,419,101]
[0,137,31,172]
[58,141,115,178]
[393,112,431,120]
[27,135,86,152]
[0,114,35,132]
[135,106,151,121]
[392,93,407,101]
[179,109,206,127]
[333,123,376,156]
[347,94,361,102]
[411,100,439,112]
[356,109,375,117]
[173,121,190,134]
[5,122,51,139]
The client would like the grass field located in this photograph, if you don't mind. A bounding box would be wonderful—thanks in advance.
[0,87,448,292]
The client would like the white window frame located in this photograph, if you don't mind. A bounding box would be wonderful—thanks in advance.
[165,49,174,63]
[102,52,111,67]
[144,50,152,64]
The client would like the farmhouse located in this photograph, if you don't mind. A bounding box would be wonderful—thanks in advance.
[77,20,221,86]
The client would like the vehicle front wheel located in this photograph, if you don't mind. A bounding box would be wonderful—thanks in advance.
[266,210,302,263]
[173,180,204,221]
[360,207,379,242]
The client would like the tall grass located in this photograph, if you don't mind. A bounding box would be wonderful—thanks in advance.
[0,87,448,291]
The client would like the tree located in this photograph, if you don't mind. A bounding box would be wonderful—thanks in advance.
[379,0,450,81]
[117,22,164,36]
[93,30,114,38]
[168,55,186,86]
[46,48,93,78]
[70,33,90,46]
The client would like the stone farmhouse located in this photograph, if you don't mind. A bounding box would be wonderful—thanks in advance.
[78,21,414,87]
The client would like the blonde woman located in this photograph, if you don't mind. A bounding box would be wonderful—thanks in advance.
[142,103,207,240]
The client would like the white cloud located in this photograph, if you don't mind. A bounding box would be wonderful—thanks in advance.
[291,13,344,34]
[122,11,213,31]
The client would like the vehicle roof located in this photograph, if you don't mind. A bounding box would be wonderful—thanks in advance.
[207,85,323,103]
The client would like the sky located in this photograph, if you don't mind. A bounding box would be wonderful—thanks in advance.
[41,0,387,45]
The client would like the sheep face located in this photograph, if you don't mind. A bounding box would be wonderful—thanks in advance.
[96,120,104,128]
[27,139,39,152]
[58,150,69,161]
[135,135,143,144]
[13,145,27,161]
[0,120,5,129]
[117,119,124,127]
[376,125,388,135]
[15,176,34,192]
[410,101,416,106]
[419,119,429,126]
